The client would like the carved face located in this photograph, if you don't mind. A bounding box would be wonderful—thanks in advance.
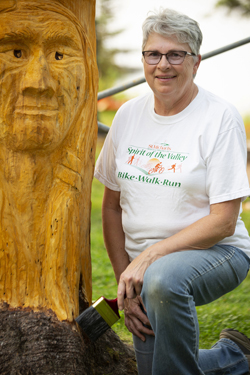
[0,8,86,151]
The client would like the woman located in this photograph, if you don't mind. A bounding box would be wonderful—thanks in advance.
[95,8,250,375]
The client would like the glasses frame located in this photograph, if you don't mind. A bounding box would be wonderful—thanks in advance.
[142,50,196,65]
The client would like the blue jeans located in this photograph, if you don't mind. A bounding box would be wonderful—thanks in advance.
[133,245,250,375]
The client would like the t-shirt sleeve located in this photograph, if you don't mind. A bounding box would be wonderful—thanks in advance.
[94,124,120,192]
[206,123,250,204]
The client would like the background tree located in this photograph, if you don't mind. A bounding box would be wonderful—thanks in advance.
[96,0,138,91]
[216,0,250,16]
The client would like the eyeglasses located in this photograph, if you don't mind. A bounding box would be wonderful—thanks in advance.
[142,50,196,65]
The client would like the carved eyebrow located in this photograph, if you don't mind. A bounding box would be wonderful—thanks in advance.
[43,31,82,51]
[0,30,38,44]
[0,30,82,52]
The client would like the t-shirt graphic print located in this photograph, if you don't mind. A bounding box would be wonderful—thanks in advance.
[119,141,189,189]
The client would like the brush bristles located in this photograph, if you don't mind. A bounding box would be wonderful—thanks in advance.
[76,306,110,342]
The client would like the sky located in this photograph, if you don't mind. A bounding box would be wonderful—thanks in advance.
[98,0,250,117]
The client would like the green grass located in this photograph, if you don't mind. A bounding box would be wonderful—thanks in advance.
[98,110,116,127]
[91,137,250,348]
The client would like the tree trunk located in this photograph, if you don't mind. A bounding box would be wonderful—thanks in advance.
[0,1,138,373]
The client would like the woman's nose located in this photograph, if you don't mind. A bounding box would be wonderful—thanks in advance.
[157,55,171,69]
[21,51,56,97]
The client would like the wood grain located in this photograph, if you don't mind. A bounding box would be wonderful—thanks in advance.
[0,0,98,321]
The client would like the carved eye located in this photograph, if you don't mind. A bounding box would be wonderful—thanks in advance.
[14,50,22,58]
[55,52,63,60]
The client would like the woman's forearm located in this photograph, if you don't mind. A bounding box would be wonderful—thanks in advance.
[149,198,241,259]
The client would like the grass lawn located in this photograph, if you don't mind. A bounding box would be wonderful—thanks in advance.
[91,136,250,348]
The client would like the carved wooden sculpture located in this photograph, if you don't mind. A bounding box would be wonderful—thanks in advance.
[0,0,98,321]
[0,1,137,373]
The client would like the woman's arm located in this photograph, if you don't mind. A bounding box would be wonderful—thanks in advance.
[102,186,154,340]
[102,186,129,283]
[117,198,242,310]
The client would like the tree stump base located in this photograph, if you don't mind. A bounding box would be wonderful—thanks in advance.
[0,304,137,375]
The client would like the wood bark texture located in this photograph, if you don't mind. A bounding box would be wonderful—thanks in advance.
[0,304,137,374]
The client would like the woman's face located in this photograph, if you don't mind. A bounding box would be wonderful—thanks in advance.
[143,33,201,110]
[0,8,86,152]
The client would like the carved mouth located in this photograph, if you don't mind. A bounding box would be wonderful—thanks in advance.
[15,106,59,116]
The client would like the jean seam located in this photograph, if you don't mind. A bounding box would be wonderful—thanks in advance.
[189,246,235,282]
[187,294,199,358]
[183,246,235,298]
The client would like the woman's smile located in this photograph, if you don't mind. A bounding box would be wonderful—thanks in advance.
[155,74,177,81]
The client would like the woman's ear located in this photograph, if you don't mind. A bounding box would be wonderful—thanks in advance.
[193,54,202,76]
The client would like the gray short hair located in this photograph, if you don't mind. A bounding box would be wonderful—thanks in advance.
[142,9,203,55]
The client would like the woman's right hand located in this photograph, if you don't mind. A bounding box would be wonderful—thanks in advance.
[124,296,155,341]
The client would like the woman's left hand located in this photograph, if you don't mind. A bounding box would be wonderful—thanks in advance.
[117,246,162,311]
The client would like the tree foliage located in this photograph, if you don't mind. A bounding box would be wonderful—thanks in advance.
[96,0,138,91]
[216,0,250,16]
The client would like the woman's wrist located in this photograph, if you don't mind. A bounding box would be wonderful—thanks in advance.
[146,242,167,263]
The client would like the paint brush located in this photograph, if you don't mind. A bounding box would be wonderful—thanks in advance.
[75,297,120,341]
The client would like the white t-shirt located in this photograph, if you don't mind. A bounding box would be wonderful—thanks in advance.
[95,86,250,260]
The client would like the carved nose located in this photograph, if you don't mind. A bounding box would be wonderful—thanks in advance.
[21,52,56,97]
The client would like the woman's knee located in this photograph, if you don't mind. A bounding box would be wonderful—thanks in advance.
[142,254,187,304]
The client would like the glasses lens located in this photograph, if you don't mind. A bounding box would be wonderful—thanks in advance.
[167,51,186,65]
[144,52,161,65]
